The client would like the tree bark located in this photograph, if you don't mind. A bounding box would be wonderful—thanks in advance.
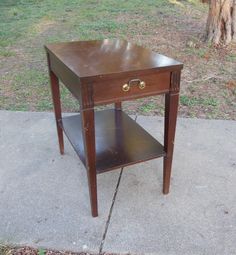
[205,0,236,45]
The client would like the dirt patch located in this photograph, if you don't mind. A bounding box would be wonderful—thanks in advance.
[0,245,124,255]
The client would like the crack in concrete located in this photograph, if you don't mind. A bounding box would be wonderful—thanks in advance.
[99,114,138,254]
[99,168,123,254]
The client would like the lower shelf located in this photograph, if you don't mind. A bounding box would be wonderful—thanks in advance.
[61,109,165,173]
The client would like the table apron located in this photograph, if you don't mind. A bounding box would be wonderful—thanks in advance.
[48,52,81,100]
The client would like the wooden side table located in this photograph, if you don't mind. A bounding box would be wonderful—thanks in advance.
[45,39,183,217]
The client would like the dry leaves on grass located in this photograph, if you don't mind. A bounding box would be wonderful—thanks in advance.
[0,246,129,255]
[225,80,236,91]
[3,247,88,255]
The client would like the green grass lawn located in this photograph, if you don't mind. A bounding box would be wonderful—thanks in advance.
[0,0,235,119]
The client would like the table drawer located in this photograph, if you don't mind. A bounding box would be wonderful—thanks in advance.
[93,72,170,105]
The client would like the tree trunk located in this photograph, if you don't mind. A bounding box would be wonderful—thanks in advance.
[205,0,236,45]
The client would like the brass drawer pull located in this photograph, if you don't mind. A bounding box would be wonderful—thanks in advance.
[122,79,146,92]
[122,83,130,92]
[139,81,146,89]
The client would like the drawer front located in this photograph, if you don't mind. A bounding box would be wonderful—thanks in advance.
[93,72,170,105]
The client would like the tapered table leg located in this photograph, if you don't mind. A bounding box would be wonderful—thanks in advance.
[115,102,122,110]
[48,68,64,155]
[163,93,179,194]
[81,108,98,217]
[163,71,180,194]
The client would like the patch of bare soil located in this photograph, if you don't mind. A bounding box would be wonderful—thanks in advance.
[121,5,236,119]
[1,246,127,255]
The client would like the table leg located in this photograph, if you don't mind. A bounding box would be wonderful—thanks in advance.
[163,92,179,194]
[115,102,122,110]
[49,70,64,155]
[81,108,98,217]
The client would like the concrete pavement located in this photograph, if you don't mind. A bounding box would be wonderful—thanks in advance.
[0,110,235,254]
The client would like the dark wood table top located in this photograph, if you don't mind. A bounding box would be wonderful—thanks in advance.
[45,39,183,81]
